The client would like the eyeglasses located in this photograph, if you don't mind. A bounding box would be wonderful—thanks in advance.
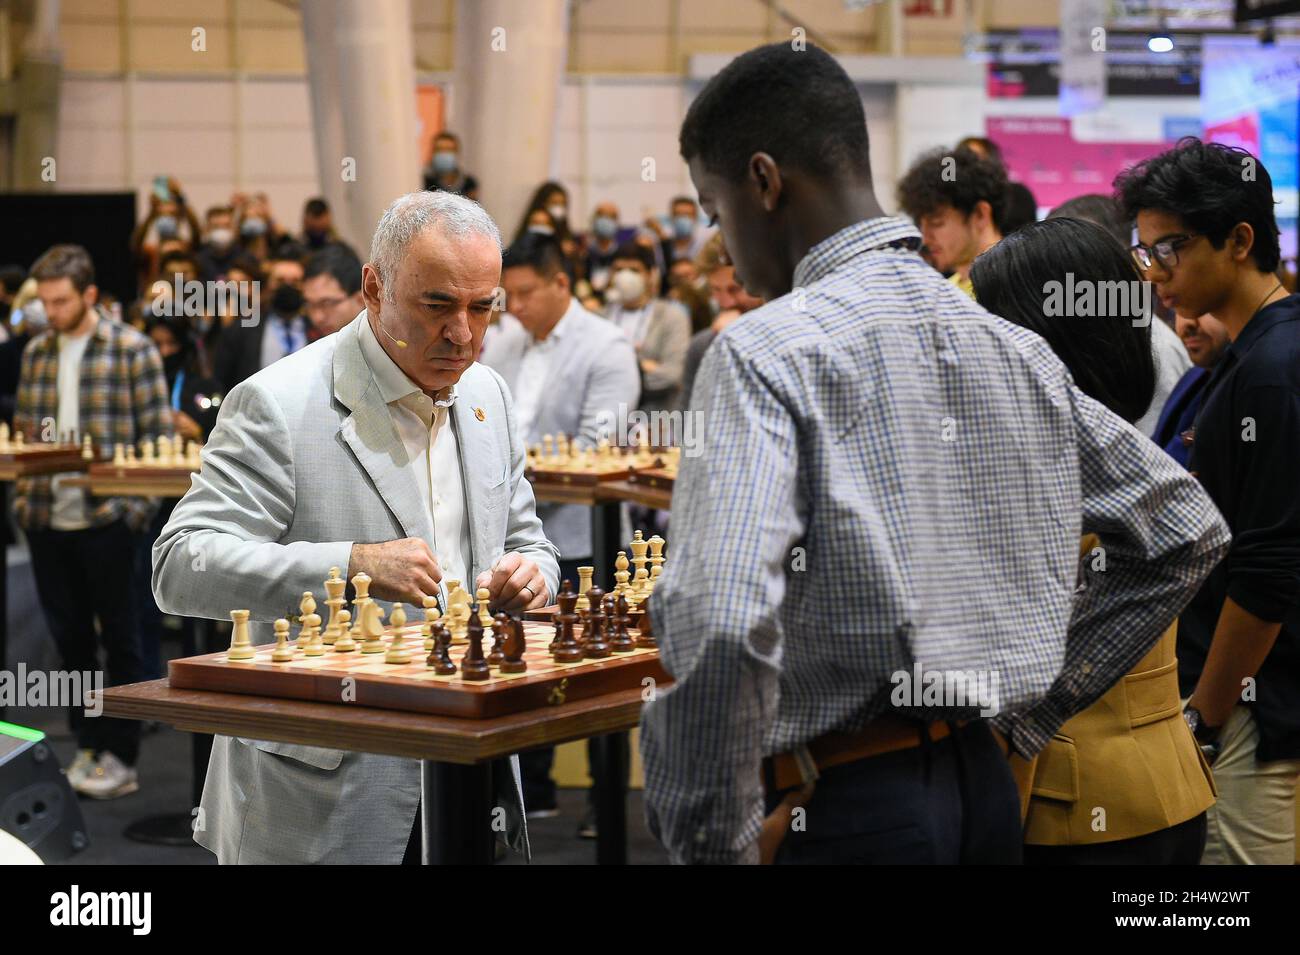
[304,296,348,315]
[1130,233,1202,271]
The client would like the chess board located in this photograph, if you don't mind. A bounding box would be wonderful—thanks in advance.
[0,443,88,480]
[169,619,667,719]
[625,465,676,492]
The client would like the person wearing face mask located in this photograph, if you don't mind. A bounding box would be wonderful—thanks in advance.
[197,205,242,282]
[602,242,692,416]
[131,177,201,293]
[154,190,558,864]
[211,246,310,389]
[422,130,480,200]
[514,183,581,272]
[583,202,624,296]
[299,196,356,256]
[645,196,709,295]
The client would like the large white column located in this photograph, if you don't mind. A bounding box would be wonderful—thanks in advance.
[299,0,350,243]
[451,0,569,239]
[313,0,421,251]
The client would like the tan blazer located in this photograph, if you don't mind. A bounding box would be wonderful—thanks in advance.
[1017,535,1216,845]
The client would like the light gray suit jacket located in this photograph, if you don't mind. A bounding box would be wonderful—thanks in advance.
[152,314,560,864]
[481,303,640,558]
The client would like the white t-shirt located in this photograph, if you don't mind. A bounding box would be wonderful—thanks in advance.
[50,331,92,530]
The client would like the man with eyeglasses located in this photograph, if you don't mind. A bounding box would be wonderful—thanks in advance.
[304,244,365,338]
[1117,139,1300,865]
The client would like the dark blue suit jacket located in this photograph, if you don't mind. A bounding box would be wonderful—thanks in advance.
[1152,366,1209,468]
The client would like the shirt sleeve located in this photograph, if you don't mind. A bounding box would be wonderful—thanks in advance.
[639,336,801,864]
[1221,382,1300,621]
[997,386,1232,756]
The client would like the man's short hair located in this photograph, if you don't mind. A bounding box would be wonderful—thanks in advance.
[31,244,95,293]
[896,146,1009,231]
[304,244,362,295]
[670,195,698,209]
[303,197,330,218]
[611,241,656,272]
[206,204,234,222]
[270,241,308,266]
[956,136,1004,168]
[679,42,871,183]
[695,233,730,275]
[502,233,566,278]
[1114,137,1281,273]
[1048,194,1130,247]
[1000,182,1039,236]
[159,251,196,274]
[369,191,501,303]
[434,130,460,148]
[0,264,27,296]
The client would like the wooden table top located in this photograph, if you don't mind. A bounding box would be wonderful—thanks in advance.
[598,479,672,510]
[98,679,651,764]
[63,473,195,498]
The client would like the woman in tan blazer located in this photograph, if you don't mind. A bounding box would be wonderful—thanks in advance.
[971,215,1216,864]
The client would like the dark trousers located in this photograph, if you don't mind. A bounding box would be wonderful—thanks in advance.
[1024,811,1207,865]
[763,721,1023,864]
[519,557,630,810]
[133,504,174,682]
[27,519,144,765]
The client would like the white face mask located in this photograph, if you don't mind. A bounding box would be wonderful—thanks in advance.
[209,227,234,248]
[611,268,646,303]
[546,203,567,222]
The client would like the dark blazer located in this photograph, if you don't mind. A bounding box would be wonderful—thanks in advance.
[1152,366,1209,469]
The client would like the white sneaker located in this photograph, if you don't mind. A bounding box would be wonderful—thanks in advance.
[66,749,97,788]
[73,752,139,800]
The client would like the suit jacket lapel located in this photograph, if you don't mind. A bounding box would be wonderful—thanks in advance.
[333,319,436,548]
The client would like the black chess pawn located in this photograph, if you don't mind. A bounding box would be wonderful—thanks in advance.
[583,586,611,659]
[549,578,574,654]
[428,621,457,675]
[553,583,584,664]
[461,603,491,680]
[500,616,528,674]
[488,613,508,667]
[609,592,636,653]
[634,592,657,649]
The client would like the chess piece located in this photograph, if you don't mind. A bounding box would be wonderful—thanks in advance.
[628,532,650,607]
[0,421,9,450]
[360,600,387,654]
[476,587,493,631]
[186,440,202,468]
[488,613,509,666]
[156,435,171,466]
[350,572,372,646]
[81,433,94,461]
[550,579,573,653]
[575,566,594,612]
[500,617,528,674]
[271,618,295,662]
[553,583,584,664]
[422,595,441,651]
[333,609,356,652]
[613,551,631,601]
[647,535,666,594]
[583,586,611,659]
[13,431,24,449]
[427,621,456,674]
[635,592,657,649]
[460,604,491,680]
[385,603,413,663]
[296,592,317,648]
[227,609,255,660]
[322,567,345,644]
[113,443,126,467]
[609,593,636,652]
[446,580,471,644]
[139,437,155,464]
[301,594,324,656]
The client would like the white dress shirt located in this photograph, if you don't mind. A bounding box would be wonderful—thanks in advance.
[357,316,471,595]
[511,298,579,437]
[51,331,92,530]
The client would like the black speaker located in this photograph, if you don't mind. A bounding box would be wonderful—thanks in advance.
[0,722,88,862]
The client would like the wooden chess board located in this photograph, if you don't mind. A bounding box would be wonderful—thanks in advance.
[0,444,88,480]
[626,465,676,491]
[169,620,667,719]
[82,461,198,497]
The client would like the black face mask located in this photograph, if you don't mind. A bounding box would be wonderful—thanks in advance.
[271,284,304,316]
[162,351,185,380]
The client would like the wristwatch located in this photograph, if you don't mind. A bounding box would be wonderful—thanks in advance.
[1183,705,1223,766]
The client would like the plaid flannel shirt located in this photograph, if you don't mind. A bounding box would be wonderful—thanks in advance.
[14,311,172,532]
[640,217,1232,864]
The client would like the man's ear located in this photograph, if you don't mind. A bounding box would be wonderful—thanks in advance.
[971,200,994,233]
[1230,222,1256,264]
[749,153,784,213]
[84,284,99,308]
[361,263,384,314]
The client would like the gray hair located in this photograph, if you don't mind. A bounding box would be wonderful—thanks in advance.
[368,191,502,301]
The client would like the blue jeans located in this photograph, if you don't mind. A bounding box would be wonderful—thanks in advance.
[763,721,1022,864]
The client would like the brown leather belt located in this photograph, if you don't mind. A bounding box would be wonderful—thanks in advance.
[765,717,959,792]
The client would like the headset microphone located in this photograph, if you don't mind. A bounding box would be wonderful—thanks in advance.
[379,320,407,349]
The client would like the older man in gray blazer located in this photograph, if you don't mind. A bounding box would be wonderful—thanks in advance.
[153,191,559,864]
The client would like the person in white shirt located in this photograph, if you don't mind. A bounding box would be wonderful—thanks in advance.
[481,232,640,822]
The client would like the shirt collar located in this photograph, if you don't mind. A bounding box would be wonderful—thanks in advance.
[530,298,582,347]
[1228,291,1298,361]
[792,217,922,290]
[357,311,460,407]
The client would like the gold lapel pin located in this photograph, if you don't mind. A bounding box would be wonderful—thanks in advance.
[474,407,486,422]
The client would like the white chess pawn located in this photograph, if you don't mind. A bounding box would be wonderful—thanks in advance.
[81,434,94,461]
[157,435,172,466]
[0,421,10,451]
[113,443,126,467]
[271,619,295,663]
[385,603,412,664]
[139,437,155,464]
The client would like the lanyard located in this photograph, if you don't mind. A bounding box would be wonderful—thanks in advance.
[171,369,185,411]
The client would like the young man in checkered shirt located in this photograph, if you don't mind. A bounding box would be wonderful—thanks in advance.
[17,244,172,799]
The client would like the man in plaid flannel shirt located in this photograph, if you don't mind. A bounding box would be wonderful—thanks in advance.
[16,244,171,799]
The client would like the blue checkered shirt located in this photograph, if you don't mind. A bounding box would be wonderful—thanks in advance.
[640,217,1231,864]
